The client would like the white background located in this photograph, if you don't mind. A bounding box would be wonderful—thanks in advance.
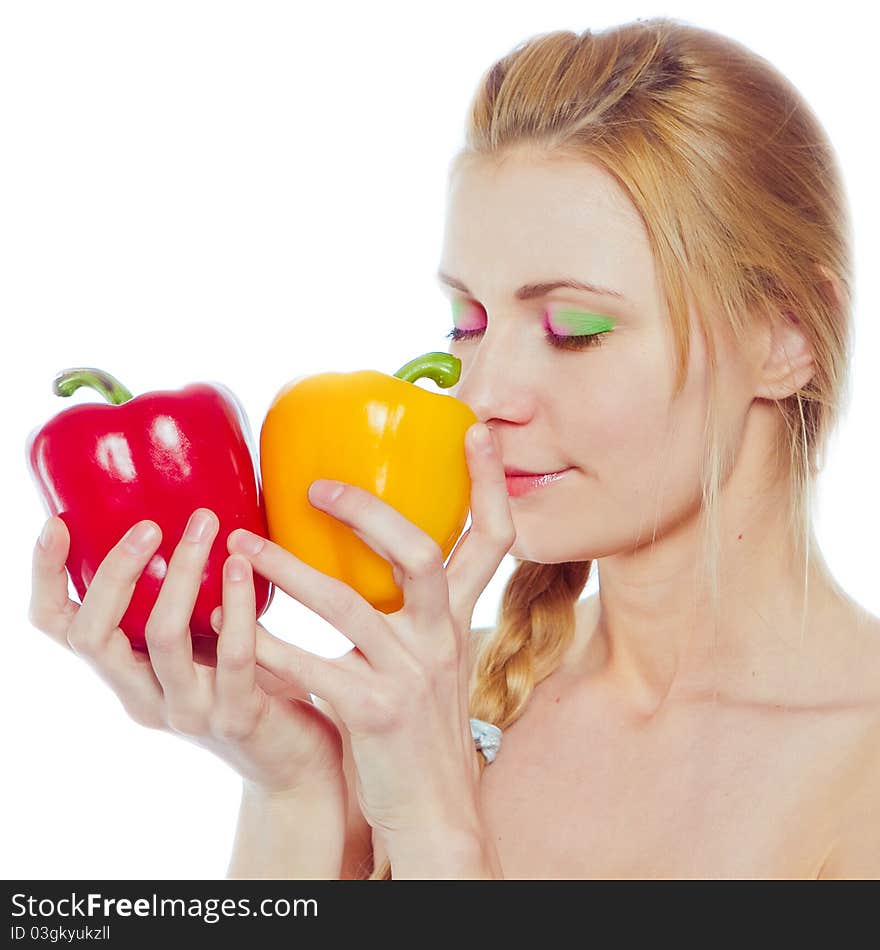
[1,1,877,879]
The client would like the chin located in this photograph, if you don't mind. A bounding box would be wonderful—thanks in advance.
[509,539,578,564]
[509,520,614,563]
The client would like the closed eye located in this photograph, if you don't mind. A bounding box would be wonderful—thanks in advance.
[445,300,615,351]
[445,324,609,350]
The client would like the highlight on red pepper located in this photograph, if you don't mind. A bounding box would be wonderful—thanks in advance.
[259,351,479,614]
[25,367,274,651]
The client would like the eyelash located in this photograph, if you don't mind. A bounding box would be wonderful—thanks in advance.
[444,305,610,351]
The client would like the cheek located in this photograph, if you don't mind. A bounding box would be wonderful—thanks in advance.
[555,341,712,547]
[565,345,689,479]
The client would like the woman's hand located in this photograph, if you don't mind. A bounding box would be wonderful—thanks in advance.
[28,510,345,798]
[224,421,515,865]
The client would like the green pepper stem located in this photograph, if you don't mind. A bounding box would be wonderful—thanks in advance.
[52,368,134,405]
[393,352,462,389]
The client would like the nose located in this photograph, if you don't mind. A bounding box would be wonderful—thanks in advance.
[448,332,535,426]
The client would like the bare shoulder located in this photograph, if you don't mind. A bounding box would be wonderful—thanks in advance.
[828,601,880,706]
[816,605,880,878]
[817,704,880,878]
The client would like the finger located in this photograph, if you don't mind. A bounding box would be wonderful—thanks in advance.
[61,520,168,725]
[226,527,404,669]
[90,635,168,729]
[445,422,516,623]
[211,610,313,702]
[66,519,163,658]
[144,509,217,702]
[304,479,452,628]
[253,623,362,710]
[213,555,260,716]
[29,516,80,649]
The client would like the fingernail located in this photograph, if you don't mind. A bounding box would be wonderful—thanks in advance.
[309,480,345,506]
[225,556,247,582]
[123,522,159,554]
[184,509,214,543]
[230,529,264,557]
[211,606,223,630]
[471,423,493,454]
[38,519,55,550]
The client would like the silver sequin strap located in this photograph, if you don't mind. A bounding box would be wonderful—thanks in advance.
[470,717,503,763]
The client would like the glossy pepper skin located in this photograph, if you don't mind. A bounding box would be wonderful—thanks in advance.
[26,368,274,651]
[260,351,478,614]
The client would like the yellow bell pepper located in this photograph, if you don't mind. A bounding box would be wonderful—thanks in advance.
[259,352,478,613]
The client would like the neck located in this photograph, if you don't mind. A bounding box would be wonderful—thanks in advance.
[568,414,851,717]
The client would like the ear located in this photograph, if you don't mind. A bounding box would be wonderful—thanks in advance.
[752,308,815,401]
[752,265,844,401]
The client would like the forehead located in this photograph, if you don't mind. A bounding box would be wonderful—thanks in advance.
[440,153,652,288]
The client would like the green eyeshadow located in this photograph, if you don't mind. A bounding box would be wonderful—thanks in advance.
[547,307,617,336]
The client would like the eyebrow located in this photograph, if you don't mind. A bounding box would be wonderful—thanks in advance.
[436,270,626,302]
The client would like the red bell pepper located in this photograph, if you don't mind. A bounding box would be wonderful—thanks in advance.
[26,367,273,651]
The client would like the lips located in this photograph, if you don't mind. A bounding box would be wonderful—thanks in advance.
[503,467,568,477]
[504,467,572,497]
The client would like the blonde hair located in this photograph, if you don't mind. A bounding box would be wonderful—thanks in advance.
[369,16,853,879]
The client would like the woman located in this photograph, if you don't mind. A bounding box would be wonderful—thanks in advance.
[28,17,880,879]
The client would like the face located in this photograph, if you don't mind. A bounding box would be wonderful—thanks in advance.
[438,150,758,563]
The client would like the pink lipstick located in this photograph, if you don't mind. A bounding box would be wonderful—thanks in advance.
[504,468,572,497]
